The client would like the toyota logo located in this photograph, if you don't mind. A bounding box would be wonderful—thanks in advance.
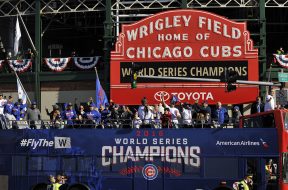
[154,91,170,102]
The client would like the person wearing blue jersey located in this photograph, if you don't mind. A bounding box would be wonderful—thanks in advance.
[18,99,27,120]
[85,104,101,128]
[61,102,77,128]
[12,102,21,121]
[4,96,14,115]
[4,96,15,129]
[100,103,111,128]
[213,101,228,126]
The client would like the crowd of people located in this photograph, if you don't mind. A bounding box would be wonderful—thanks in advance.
[0,89,281,129]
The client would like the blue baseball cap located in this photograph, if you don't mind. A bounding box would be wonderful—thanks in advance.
[234,106,239,110]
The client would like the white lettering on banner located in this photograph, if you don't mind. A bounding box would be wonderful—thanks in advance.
[126,46,242,59]
[19,137,71,149]
[199,46,242,58]
[126,46,193,59]
[154,91,213,102]
[126,15,192,41]
[157,33,189,41]
[198,16,241,39]
[102,145,200,167]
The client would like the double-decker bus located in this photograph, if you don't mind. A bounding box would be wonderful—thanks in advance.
[0,109,287,190]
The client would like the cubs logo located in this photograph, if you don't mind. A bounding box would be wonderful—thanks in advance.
[142,164,158,180]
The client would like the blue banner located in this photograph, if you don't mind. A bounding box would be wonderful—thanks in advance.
[0,128,278,156]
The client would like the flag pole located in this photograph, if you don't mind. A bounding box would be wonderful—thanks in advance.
[13,70,31,104]
[94,66,99,79]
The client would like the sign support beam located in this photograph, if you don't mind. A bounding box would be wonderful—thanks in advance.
[139,75,281,87]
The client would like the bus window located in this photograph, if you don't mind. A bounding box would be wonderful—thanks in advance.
[283,153,288,183]
[12,156,27,176]
[28,157,42,171]
[265,158,278,189]
[243,113,275,128]
[62,157,76,172]
[43,157,58,171]
[77,157,93,172]
[205,157,238,178]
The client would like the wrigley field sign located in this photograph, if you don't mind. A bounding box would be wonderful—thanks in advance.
[110,10,259,105]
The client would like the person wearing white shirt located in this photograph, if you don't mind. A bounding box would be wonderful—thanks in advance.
[181,103,193,128]
[0,94,6,115]
[138,97,153,127]
[264,90,275,112]
[132,112,142,129]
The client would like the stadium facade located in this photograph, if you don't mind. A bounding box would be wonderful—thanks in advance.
[0,0,287,117]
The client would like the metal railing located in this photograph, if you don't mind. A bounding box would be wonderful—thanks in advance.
[0,117,237,129]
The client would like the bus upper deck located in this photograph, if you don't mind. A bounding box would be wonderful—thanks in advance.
[0,109,288,190]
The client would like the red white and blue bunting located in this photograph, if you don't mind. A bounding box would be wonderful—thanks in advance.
[44,57,71,72]
[73,56,99,69]
[274,54,288,68]
[9,59,32,72]
[0,56,100,72]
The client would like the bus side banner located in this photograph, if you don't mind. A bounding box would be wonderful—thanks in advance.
[0,129,278,159]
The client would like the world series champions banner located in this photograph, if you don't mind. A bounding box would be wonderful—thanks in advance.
[0,129,278,162]
[110,9,259,105]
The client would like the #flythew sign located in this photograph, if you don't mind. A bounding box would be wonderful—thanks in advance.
[110,9,259,105]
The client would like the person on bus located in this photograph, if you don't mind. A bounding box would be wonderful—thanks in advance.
[161,94,181,128]
[251,96,264,114]
[213,101,228,127]
[138,97,153,128]
[161,107,172,128]
[264,90,275,112]
[232,106,242,127]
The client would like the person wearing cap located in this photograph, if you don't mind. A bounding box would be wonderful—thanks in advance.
[84,104,101,128]
[4,96,16,129]
[18,99,27,120]
[180,102,193,128]
[161,94,181,128]
[100,103,111,128]
[200,100,211,115]
[12,102,21,121]
[61,103,77,128]
[198,100,212,125]
[26,101,41,129]
[232,106,242,127]
[4,96,14,115]
[110,104,122,128]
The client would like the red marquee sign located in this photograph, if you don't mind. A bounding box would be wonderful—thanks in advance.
[110,9,258,105]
